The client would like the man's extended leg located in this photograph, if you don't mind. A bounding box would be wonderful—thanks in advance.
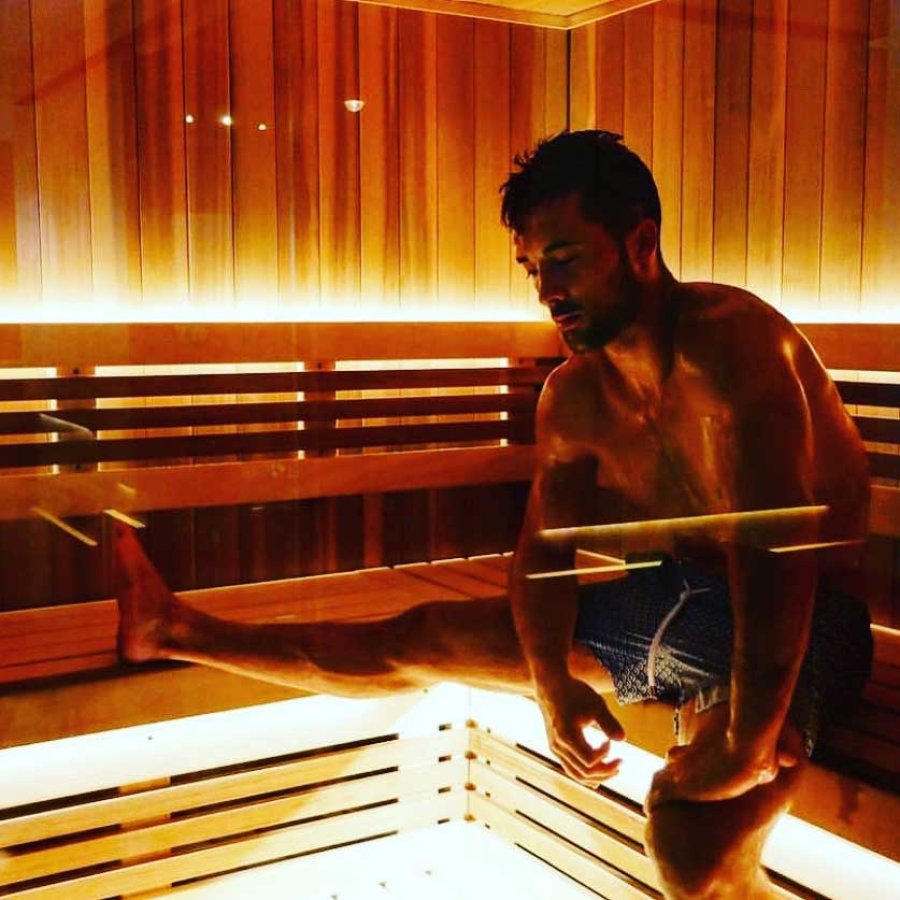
[644,703,806,899]
[115,525,611,699]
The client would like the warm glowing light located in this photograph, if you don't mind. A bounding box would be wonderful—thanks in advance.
[344,98,365,113]
[185,113,195,124]
[540,505,829,544]
[0,292,543,324]
[257,122,268,131]
[220,114,233,126]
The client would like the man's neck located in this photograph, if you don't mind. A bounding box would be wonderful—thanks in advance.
[597,272,680,394]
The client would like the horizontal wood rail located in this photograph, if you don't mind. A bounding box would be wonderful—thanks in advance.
[0,392,539,435]
[0,363,556,402]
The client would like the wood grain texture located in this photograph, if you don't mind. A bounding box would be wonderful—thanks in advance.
[84,0,142,308]
[711,0,752,289]
[679,0,716,282]
[398,10,439,307]
[31,0,93,302]
[0,0,42,306]
[230,0,278,307]
[746,0,788,307]
[820,0,869,319]
[134,0,189,303]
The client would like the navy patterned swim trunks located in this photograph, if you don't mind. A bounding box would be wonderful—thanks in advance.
[573,556,873,756]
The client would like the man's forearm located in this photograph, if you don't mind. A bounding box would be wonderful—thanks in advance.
[726,545,817,750]
[510,548,579,694]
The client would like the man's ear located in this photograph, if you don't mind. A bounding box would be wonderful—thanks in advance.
[624,219,660,278]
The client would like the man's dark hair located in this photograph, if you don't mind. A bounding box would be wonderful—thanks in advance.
[499,130,661,242]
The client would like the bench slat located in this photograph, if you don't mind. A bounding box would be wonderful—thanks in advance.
[0,392,539,436]
[835,381,900,408]
[854,415,900,445]
[868,451,900,480]
[0,365,556,403]
[0,418,535,468]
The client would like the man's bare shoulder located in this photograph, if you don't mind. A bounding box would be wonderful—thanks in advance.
[535,356,606,462]
[674,283,812,397]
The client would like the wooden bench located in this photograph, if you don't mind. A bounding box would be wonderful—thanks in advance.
[0,321,896,898]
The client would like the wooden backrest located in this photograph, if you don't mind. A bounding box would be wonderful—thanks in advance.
[0,321,895,607]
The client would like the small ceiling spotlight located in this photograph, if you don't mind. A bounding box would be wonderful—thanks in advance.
[257,122,268,132]
[343,99,365,113]
[184,114,195,124]
[220,114,234,126]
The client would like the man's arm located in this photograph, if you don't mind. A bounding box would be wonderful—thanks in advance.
[510,431,624,785]
[654,371,821,803]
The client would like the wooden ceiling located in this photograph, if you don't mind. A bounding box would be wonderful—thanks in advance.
[347,0,661,30]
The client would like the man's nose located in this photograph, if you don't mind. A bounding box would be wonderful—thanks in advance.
[538,272,565,307]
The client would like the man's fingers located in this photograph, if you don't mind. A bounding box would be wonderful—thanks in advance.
[593,703,625,742]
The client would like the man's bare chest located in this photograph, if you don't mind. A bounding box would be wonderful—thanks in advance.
[558,383,736,520]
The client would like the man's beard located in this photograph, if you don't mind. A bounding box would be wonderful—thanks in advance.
[562,263,641,352]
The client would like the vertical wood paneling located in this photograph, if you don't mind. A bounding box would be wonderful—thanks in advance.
[862,0,900,321]
[318,0,361,312]
[545,29,569,135]
[273,0,319,304]
[474,20,512,311]
[230,0,278,307]
[746,0,788,307]
[134,0,189,303]
[652,0,684,276]
[712,0,752,288]
[679,0,717,281]
[184,0,233,307]
[0,0,42,304]
[820,0,869,318]
[398,10,438,308]
[782,0,828,317]
[84,0,142,308]
[31,0,93,302]
[437,17,475,309]
[359,5,401,309]
[574,0,887,323]
[596,16,625,132]
[623,7,654,165]
[510,26,548,314]
[569,24,597,130]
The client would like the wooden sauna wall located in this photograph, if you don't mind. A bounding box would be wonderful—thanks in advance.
[569,0,898,322]
[570,0,900,624]
[0,0,566,318]
[0,0,563,608]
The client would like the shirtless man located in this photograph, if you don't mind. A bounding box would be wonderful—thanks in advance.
[116,130,873,898]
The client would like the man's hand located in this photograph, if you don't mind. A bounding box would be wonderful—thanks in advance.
[646,716,802,811]
[538,675,626,787]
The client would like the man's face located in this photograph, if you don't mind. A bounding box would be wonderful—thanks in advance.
[513,193,640,352]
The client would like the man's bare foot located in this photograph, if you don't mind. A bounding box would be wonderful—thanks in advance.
[114,523,179,663]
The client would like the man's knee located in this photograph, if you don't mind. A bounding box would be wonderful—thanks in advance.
[644,800,768,900]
